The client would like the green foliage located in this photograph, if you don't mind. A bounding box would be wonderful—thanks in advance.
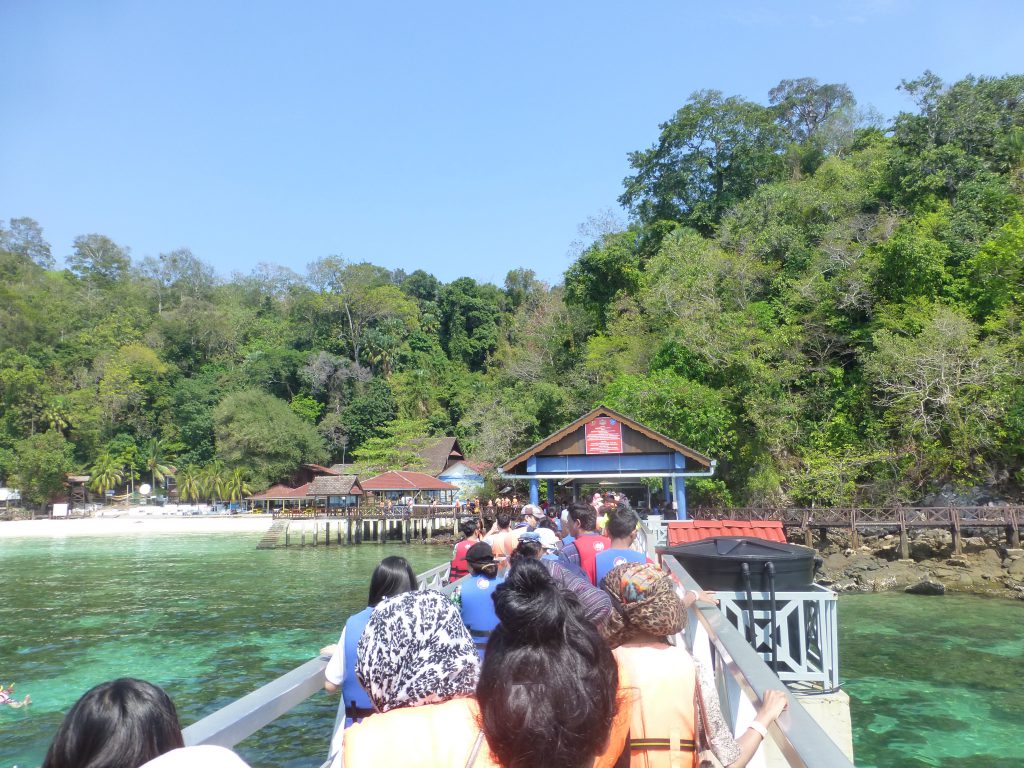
[351,418,429,474]
[4,71,1024,509]
[10,430,76,508]
[213,390,327,489]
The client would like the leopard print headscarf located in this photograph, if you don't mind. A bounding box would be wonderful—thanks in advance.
[356,590,480,712]
[600,562,685,648]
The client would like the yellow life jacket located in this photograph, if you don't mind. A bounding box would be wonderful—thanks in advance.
[614,642,698,768]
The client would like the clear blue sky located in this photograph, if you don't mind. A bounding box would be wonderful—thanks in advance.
[2,1,1022,287]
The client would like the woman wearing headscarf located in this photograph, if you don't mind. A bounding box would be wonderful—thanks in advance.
[341,590,484,767]
[601,563,787,768]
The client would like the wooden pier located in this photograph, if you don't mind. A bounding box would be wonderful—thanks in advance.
[259,504,472,548]
[692,506,1022,557]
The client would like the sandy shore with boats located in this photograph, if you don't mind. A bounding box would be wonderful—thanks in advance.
[0,508,274,538]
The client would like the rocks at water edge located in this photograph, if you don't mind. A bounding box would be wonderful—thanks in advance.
[905,580,946,596]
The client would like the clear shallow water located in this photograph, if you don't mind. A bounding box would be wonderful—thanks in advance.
[3,537,1023,768]
[0,534,446,768]
[839,592,1024,767]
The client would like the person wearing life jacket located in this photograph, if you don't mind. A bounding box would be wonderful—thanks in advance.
[455,542,502,659]
[449,519,480,583]
[601,563,787,768]
[321,556,418,767]
[594,503,652,587]
[558,502,611,585]
[342,564,631,768]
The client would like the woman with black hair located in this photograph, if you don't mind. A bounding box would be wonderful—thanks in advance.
[42,678,185,768]
[476,559,630,768]
[322,556,418,764]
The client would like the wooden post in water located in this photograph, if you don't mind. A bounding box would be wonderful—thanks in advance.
[849,509,858,549]
[313,522,318,547]
[1007,508,1019,549]
[285,523,290,548]
[899,510,910,560]
[802,510,813,548]
[301,525,306,547]
[951,509,962,555]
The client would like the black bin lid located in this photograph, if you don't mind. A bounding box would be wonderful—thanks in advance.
[665,536,813,563]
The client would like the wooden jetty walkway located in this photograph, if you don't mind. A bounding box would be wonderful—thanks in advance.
[692,506,1022,557]
[261,503,471,548]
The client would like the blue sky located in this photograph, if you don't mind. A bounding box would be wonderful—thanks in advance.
[2,1,1022,286]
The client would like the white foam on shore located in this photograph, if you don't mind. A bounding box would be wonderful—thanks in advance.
[0,512,274,539]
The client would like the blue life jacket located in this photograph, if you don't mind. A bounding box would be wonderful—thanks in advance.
[341,606,374,726]
[594,548,648,587]
[459,575,501,659]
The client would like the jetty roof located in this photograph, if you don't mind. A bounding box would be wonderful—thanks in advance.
[307,475,363,497]
[250,483,312,501]
[361,471,458,492]
[500,405,712,474]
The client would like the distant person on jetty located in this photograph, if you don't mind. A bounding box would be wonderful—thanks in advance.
[341,591,480,766]
[0,682,30,708]
[322,556,419,762]
[601,563,787,767]
[483,511,516,559]
[41,678,197,768]
[559,502,612,585]
[448,519,481,583]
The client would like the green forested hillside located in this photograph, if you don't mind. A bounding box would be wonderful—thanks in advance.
[3,72,1023,508]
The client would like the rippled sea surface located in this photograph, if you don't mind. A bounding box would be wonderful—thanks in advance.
[0,533,446,768]
[3,535,1023,767]
[839,592,1024,767]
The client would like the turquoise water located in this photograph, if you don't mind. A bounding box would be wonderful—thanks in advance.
[3,536,1023,767]
[0,534,446,768]
[839,592,1024,767]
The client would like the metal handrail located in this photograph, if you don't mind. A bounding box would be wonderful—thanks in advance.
[182,561,456,750]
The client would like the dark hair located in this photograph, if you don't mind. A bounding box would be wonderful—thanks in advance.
[509,538,542,567]
[460,519,478,538]
[495,511,511,529]
[605,504,639,540]
[367,556,418,607]
[42,678,184,768]
[477,560,619,768]
[568,502,597,532]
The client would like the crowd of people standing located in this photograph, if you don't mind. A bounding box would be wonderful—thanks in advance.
[38,492,788,768]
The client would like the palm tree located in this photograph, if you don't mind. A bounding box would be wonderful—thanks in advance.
[176,466,200,503]
[144,438,173,493]
[88,454,124,499]
[224,469,252,507]
[200,461,227,505]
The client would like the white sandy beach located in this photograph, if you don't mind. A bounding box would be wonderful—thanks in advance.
[0,509,274,539]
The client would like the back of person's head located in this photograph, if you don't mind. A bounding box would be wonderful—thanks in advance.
[460,519,478,538]
[367,555,418,607]
[495,511,511,530]
[42,678,184,768]
[508,537,543,567]
[605,504,639,540]
[477,560,619,768]
[569,502,597,532]
[536,516,556,532]
[466,542,498,579]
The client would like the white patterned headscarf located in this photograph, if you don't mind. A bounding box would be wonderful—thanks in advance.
[356,590,480,712]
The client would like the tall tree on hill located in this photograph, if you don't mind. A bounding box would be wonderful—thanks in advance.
[619,90,787,235]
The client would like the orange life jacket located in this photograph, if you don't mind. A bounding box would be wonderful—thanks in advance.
[342,682,633,768]
[614,642,698,768]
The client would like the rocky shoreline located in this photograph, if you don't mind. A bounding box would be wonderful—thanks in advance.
[805,528,1024,600]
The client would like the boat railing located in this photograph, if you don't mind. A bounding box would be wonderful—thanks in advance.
[184,542,853,767]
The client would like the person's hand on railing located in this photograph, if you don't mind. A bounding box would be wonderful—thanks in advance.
[730,689,788,767]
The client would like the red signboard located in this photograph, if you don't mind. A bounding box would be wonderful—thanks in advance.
[585,417,623,454]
